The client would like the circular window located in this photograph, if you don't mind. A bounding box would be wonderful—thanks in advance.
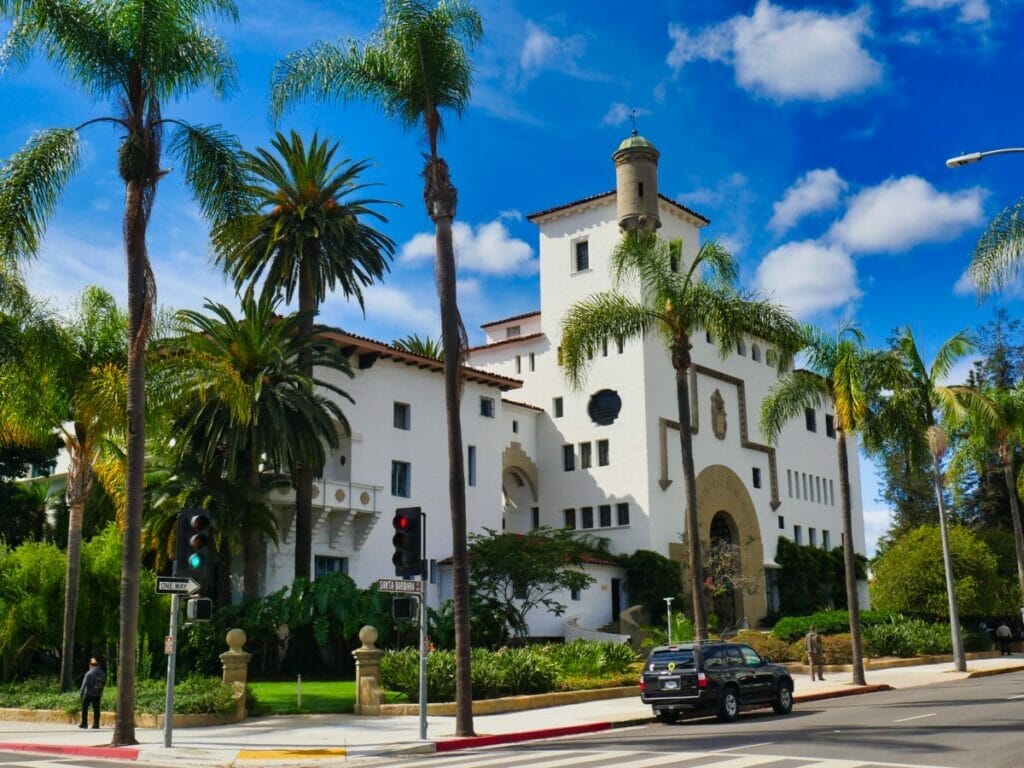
[587,389,622,426]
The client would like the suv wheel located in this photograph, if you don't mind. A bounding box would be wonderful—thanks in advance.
[716,686,740,722]
[772,682,793,715]
[656,711,679,725]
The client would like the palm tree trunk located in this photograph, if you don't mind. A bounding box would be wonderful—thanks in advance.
[674,358,708,641]
[933,459,966,672]
[293,269,316,582]
[243,450,262,602]
[113,175,147,747]
[425,153,474,737]
[836,430,865,685]
[58,498,85,692]
[1000,454,1024,602]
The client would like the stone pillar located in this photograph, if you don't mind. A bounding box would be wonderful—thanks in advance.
[220,628,252,684]
[352,625,384,715]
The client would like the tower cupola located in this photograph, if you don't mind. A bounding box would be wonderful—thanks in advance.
[612,131,661,232]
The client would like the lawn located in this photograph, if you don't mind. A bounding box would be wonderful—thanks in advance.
[247,680,407,715]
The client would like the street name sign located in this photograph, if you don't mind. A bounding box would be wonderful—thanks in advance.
[155,576,201,595]
[377,578,422,594]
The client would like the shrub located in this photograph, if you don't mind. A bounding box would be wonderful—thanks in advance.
[0,676,237,715]
[542,640,637,676]
[864,617,953,657]
[963,629,993,653]
[771,610,898,642]
[732,631,795,662]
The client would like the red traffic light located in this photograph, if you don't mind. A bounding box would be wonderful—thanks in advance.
[393,514,409,530]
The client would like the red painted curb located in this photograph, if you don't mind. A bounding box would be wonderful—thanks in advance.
[795,684,892,703]
[0,742,140,760]
[436,721,612,752]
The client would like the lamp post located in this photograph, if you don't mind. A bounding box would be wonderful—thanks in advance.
[664,597,674,644]
[928,426,967,672]
[946,147,1024,168]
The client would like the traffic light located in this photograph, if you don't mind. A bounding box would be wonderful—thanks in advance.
[186,597,213,622]
[175,507,210,581]
[392,507,423,578]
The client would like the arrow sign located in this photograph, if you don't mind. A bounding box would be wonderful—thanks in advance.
[156,576,200,595]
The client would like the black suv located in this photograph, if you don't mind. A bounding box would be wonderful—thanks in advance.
[640,642,794,724]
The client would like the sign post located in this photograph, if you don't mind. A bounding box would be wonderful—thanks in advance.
[160,572,199,747]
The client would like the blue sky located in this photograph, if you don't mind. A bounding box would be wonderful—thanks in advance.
[4,0,1024,554]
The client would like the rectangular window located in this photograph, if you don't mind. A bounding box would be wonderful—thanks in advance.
[580,442,592,469]
[563,508,576,529]
[314,556,348,578]
[669,241,681,272]
[570,587,581,601]
[787,469,793,498]
[581,506,594,529]
[467,445,476,487]
[574,240,590,271]
[391,461,410,497]
[825,414,836,438]
[829,479,835,506]
[805,407,817,432]
[597,439,609,466]
[816,476,822,503]
[616,502,630,526]
[512,419,519,434]
[601,339,608,357]
[822,529,831,549]
[794,525,803,545]
[765,569,780,613]
[393,402,410,430]
[430,558,438,584]
[803,473,808,499]
[553,397,564,418]
[506,325,521,338]
[515,355,521,374]
[531,507,540,530]
[599,504,612,527]
[557,346,563,366]
[480,397,495,418]
[752,467,762,489]
[616,337,624,354]
[794,472,800,499]
[778,515,785,530]
[809,527,817,547]
[529,352,535,371]
[562,444,575,471]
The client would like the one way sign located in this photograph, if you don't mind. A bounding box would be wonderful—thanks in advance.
[155,576,201,595]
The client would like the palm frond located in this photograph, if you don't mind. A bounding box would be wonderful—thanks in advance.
[928,328,975,385]
[970,195,1024,296]
[760,372,825,442]
[270,40,362,120]
[0,128,81,261]
[559,292,652,391]
[167,122,252,229]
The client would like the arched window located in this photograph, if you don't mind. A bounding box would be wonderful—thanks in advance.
[751,344,761,362]
[737,339,746,356]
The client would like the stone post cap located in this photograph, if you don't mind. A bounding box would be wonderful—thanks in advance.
[358,626,379,649]
[226,628,247,652]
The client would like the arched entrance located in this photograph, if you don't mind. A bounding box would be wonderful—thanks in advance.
[709,512,739,627]
[501,443,539,534]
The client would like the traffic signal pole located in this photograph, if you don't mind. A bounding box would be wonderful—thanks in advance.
[419,513,427,741]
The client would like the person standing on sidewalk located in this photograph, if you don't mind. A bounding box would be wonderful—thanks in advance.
[805,626,825,680]
[996,621,1013,656]
[79,658,105,729]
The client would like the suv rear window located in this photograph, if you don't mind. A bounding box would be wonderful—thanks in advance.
[647,650,695,670]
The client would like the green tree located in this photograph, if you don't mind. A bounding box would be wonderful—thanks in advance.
[761,323,890,685]
[0,287,126,692]
[0,0,249,743]
[392,333,443,360]
[270,0,483,735]
[561,230,800,641]
[620,549,682,624]
[467,527,595,643]
[213,130,395,582]
[872,524,1000,617]
[162,294,353,600]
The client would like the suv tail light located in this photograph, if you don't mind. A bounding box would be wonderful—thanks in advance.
[697,672,708,689]
[639,678,646,692]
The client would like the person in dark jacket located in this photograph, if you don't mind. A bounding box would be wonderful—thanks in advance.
[79,658,105,729]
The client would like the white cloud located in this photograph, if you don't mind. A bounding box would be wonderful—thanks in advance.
[602,102,651,127]
[323,283,438,338]
[828,175,985,254]
[499,209,523,221]
[754,240,861,318]
[518,22,588,85]
[902,0,989,24]
[677,173,749,208]
[954,267,1024,299]
[770,168,847,234]
[399,219,537,277]
[667,0,883,102]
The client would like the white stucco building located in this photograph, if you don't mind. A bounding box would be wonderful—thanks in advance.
[262,132,867,635]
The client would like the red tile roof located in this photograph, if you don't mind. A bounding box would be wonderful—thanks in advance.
[526,190,710,225]
[480,310,541,329]
[467,332,545,353]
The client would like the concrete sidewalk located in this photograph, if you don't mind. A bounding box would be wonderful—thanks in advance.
[1,654,1022,765]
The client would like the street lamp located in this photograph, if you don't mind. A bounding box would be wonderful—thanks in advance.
[664,597,675,644]
[946,147,1024,168]
[928,426,966,672]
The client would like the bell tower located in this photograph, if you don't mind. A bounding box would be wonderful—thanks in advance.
[612,129,661,232]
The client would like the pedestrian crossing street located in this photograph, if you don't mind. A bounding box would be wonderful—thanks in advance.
[360,746,958,768]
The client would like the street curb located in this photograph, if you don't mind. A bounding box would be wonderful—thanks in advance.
[794,684,892,703]
[966,664,1024,679]
[0,742,140,760]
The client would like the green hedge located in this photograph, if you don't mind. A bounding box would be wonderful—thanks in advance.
[0,676,240,715]
[771,610,898,642]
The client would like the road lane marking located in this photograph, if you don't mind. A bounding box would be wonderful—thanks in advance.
[713,741,775,752]
[1008,693,1024,699]
[892,713,935,722]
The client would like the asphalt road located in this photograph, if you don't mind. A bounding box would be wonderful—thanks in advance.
[359,671,1024,768]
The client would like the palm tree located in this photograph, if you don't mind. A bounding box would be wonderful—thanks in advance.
[761,323,888,685]
[0,286,126,692]
[269,0,483,735]
[162,293,354,600]
[213,130,395,582]
[0,0,250,744]
[561,230,801,641]
[393,333,444,360]
[969,197,1024,295]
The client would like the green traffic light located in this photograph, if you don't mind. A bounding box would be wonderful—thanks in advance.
[188,552,204,569]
